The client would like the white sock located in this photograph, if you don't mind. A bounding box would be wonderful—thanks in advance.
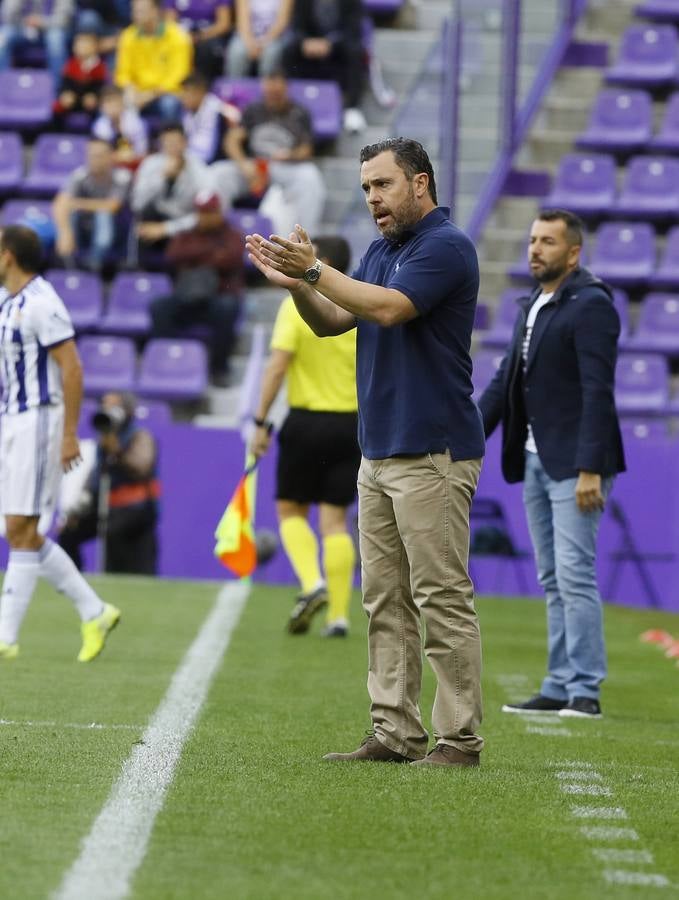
[0,549,41,645]
[40,538,104,622]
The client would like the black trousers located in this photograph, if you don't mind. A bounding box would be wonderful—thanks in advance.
[58,504,158,575]
[283,39,365,108]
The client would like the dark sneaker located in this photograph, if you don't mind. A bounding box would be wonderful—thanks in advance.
[410,743,480,768]
[323,733,418,763]
[320,621,348,638]
[501,694,567,714]
[287,585,328,634]
[559,697,602,719]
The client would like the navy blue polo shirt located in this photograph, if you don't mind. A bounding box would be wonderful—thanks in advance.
[353,206,485,460]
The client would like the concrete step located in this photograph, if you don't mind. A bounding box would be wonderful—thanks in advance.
[479,225,530,264]
[517,130,578,169]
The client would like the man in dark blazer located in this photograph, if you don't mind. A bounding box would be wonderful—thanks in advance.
[478,208,625,720]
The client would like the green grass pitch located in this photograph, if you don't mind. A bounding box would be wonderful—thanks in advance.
[1,575,678,899]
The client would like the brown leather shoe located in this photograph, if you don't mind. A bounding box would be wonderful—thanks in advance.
[410,743,480,768]
[323,734,416,763]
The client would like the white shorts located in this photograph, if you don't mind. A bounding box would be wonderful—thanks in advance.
[0,405,64,524]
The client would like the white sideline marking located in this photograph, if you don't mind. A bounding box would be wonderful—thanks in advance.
[52,580,250,900]
[561,783,612,796]
[525,725,572,736]
[570,806,628,820]
[593,849,654,865]
[524,715,565,725]
[551,760,594,767]
[603,870,670,888]
[0,719,140,732]
[580,826,639,842]
[555,770,604,781]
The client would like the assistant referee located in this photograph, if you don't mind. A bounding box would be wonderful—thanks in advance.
[251,236,359,637]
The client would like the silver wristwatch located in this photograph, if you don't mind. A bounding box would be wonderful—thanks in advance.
[302,259,323,284]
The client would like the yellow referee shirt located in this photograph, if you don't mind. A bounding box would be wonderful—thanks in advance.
[115,21,193,94]
[270,296,357,412]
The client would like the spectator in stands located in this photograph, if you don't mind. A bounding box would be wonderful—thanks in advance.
[180,72,230,164]
[211,70,325,237]
[479,209,626,720]
[115,0,192,122]
[92,84,149,169]
[53,30,108,125]
[251,235,359,638]
[58,392,160,575]
[132,121,212,260]
[52,136,132,272]
[226,0,292,78]
[0,0,75,83]
[283,0,366,134]
[165,0,232,80]
[150,190,244,386]
[76,0,131,56]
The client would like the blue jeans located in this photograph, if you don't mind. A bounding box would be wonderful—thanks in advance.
[0,25,68,83]
[523,451,612,701]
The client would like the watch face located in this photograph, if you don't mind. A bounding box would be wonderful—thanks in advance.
[304,266,321,283]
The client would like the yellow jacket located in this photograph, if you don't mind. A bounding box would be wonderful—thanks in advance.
[115,21,193,94]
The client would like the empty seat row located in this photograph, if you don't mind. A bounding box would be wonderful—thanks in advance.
[545,153,679,219]
[79,336,208,403]
[636,1,679,25]
[577,88,679,154]
[0,133,87,198]
[607,24,679,89]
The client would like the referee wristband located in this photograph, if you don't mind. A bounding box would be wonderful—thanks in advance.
[253,417,274,435]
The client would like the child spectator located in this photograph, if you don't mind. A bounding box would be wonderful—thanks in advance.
[92,84,149,170]
[53,30,108,124]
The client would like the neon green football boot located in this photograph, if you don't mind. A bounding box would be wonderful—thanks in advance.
[0,641,19,660]
[78,603,121,662]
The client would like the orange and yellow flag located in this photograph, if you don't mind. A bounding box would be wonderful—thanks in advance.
[214,461,258,577]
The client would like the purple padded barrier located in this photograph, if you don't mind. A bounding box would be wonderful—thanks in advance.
[78,335,137,396]
[542,153,616,218]
[649,225,679,289]
[135,399,173,427]
[46,269,103,332]
[627,292,679,356]
[616,155,679,219]
[23,134,88,197]
[101,272,173,336]
[606,24,679,88]
[635,0,679,22]
[649,92,679,151]
[481,286,527,349]
[620,416,672,440]
[576,88,653,154]
[590,222,656,289]
[212,77,342,140]
[137,338,208,401]
[0,132,23,195]
[615,351,670,414]
[472,348,505,399]
[0,69,54,130]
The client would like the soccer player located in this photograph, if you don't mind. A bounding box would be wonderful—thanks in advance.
[251,236,359,637]
[0,225,120,662]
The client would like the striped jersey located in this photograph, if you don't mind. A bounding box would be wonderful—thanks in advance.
[0,275,75,416]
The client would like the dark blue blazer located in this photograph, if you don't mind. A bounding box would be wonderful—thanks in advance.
[478,267,626,484]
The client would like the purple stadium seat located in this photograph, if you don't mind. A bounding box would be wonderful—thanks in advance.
[0,132,23,195]
[46,269,103,332]
[542,153,617,218]
[101,272,173,336]
[78,336,136,396]
[616,155,679,219]
[472,349,505,398]
[363,0,403,14]
[481,287,527,349]
[0,69,54,130]
[212,77,342,141]
[590,222,656,289]
[135,399,173,426]
[635,0,679,23]
[0,199,52,225]
[612,288,631,344]
[576,89,653,154]
[615,352,670,415]
[23,135,88,197]
[619,417,672,440]
[606,24,679,88]
[649,92,679,151]
[137,339,208,401]
[627,292,679,356]
[228,208,273,268]
[649,225,679,288]
[166,0,224,23]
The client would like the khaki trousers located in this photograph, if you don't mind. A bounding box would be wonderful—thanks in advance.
[358,452,484,758]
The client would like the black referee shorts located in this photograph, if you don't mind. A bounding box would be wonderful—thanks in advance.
[276,408,361,507]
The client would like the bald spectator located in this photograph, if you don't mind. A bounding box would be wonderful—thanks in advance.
[0,0,74,82]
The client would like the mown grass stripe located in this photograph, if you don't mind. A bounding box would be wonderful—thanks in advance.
[51,580,249,900]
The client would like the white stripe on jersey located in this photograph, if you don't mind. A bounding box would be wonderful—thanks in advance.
[0,275,75,416]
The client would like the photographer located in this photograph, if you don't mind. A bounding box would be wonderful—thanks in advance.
[58,392,160,574]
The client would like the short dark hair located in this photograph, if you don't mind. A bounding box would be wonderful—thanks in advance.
[100,84,124,100]
[158,121,185,138]
[537,209,584,246]
[0,225,43,273]
[182,72,208,90]
[359,137,438,204]
[314,235,351,274]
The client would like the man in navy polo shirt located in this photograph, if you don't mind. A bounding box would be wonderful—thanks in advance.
[246,137,485,768]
